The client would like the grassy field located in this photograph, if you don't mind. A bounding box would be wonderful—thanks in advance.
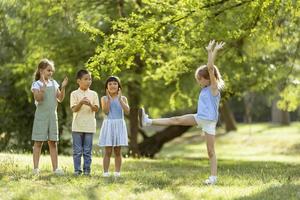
[0,123,300,200]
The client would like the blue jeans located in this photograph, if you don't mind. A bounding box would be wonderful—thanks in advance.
[72,132,93,174]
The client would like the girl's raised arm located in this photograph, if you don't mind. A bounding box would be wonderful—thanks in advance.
[206,40,225,96]
[57,77,68,102]
[101,90,112,114]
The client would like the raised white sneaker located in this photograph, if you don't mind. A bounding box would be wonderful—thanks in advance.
[103,172,110,177]
[32,168,40,175]
[114,172,121,177]
[138,108,151,127]
[53,168,64,175]
[204,176,217,185]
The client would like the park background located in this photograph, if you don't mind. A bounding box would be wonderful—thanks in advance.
[0,0,300,199]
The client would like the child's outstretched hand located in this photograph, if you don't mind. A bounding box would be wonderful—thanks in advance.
[214,41,225,51]
[61,77,68,88]
[206,40,215,52]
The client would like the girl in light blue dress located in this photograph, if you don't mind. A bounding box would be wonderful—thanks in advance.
[139,40,225,185]
[99,76,129,177]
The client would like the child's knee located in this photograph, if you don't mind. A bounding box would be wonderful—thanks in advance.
[105,148,113,156]
[114,148,121,156]
[207,149,215,158]
[48,141,57,148]
[171,117,180,125]
[34,141,43,148]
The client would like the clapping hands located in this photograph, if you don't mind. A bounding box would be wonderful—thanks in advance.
[81,97,91,106]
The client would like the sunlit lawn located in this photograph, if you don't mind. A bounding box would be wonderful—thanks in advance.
[0,122,300,200]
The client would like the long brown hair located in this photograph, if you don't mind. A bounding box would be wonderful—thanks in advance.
[195,65,225,89]
[34,59,55,81]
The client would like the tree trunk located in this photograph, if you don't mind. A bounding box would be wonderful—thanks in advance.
[243,92,255,123]
[127,54,144,157]
[127,84,140,157]
[220,100,237,132]
[117,0,125,17]
[138,125,192,158]
[271,98,290,125]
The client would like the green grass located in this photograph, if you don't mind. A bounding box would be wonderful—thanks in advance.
[1,122,300,200]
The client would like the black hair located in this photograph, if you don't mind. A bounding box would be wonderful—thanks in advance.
[76,69,90,79]
[104,76,122,90]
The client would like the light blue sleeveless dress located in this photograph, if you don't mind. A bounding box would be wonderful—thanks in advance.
[98,97,128,147]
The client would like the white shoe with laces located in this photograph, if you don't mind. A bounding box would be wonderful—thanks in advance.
[103,172,110,177]
[32,168,40,175]
[204,176,217,185]
[53,168,64,175]
[138,108,151,127]
[114,172,121,177]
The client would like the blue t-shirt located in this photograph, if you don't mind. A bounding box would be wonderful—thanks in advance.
[196,86,220,121]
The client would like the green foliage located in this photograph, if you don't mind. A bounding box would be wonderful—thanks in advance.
[278,84,300,112]
[1,0,300,151]
[0,0,96,150]
[80,0,300,113]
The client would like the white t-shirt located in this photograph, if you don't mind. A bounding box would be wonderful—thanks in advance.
[31,80,60,105]
[31,80,60,91]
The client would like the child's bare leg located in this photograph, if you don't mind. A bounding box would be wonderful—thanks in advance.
[103,147,112,172]
[48,141,58,171]
[152,114,197,126]
[114,147,122,172]
[205,133,217,176]
[33,141,43,169]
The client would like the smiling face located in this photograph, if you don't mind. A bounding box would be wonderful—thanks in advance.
[77,73,92,90]
[40,65,54,80]
[107,81,119,94]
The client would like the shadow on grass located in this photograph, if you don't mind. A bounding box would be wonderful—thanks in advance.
[1,157,300,198]
[285,143,300,155]
[123,158,300,194]
[234,184,300,200]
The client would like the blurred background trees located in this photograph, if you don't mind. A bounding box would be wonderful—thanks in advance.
[0,0,299,156]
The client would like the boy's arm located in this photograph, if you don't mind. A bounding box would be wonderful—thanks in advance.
[88,93,99,112]
[71,101,84,112]
[71,92,83,112]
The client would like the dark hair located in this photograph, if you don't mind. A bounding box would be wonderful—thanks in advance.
[76,69,90,79]
[104,76,122,90]
[34,59,54,81]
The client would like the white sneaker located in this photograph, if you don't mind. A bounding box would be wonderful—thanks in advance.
[103,172,110,177]
[138,108,151,127]
[53,168,64,175]
[114,172,121,177]
[32,168,40,175]
[204,176,217,185]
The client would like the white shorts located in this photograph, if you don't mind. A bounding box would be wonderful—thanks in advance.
[193,114,217,135]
